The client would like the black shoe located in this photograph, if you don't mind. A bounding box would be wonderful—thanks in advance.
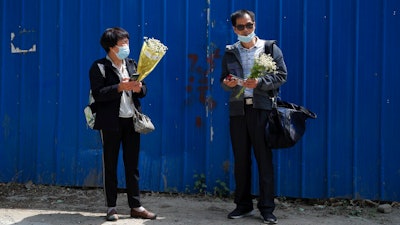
[106,209,118,221]
[227,208,254,219]
[262,213,278,224]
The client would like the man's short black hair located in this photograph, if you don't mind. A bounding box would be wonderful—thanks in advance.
[100,27,130,53]
[230,9,255,27]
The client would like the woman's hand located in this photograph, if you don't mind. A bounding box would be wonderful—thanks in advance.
[118,78,142,93]
[131,80,142,93]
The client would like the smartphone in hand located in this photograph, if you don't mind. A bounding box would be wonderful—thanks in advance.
[130,73,139,81]
[226,74,244,86]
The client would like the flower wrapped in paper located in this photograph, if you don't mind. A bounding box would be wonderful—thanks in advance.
[235,53,277,98]
[136,37,168,81]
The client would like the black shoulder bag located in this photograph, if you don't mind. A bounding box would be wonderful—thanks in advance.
[263,40,317,149]
[266,100,317,149]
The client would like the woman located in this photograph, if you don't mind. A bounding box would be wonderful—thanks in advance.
[89,27,156,221]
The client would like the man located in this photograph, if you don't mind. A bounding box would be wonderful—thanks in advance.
[220,9,287,224]
[89,27,156,221]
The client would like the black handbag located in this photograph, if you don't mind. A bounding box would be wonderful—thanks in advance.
[265,100,317,149]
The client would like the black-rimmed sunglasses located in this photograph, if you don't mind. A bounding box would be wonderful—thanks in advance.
[235,23,254,31]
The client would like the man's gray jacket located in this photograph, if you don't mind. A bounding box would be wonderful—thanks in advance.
[220,39,288,116]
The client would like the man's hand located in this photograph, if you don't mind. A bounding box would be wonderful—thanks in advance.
[223,77,238,87]
[243,78,258,89]
[223,74,242,87]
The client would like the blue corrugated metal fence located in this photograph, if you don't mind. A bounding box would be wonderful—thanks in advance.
[0,0,399,201]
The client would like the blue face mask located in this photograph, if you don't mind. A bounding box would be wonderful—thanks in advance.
[115,45,130,60]
[237,32,256,43]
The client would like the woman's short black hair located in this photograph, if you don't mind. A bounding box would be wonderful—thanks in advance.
[100,27,130,53]
[230,9,255,26]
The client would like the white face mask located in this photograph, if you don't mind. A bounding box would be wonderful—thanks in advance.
[237,32,256,43]
[114,45,130,60]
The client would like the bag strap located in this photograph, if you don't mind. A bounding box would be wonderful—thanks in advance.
[97,63,106,78]
[88,63,107,105]
[264,40,276,57]
[125,58,138,76]
[264,40,281,103]
[264,41,316,119]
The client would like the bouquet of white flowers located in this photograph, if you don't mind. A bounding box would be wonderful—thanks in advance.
[235,53,277,98]
[136,37,168,81]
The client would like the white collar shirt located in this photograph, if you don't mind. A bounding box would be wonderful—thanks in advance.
[236,38,265,98]
[106,55,134,118]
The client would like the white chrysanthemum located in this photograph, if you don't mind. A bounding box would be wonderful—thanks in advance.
[254,53,277,74]
[144,37,168,53]
[235,53,278,98]
[137,37,168,81]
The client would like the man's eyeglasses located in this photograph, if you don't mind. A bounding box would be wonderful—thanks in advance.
[235,23,254,31]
